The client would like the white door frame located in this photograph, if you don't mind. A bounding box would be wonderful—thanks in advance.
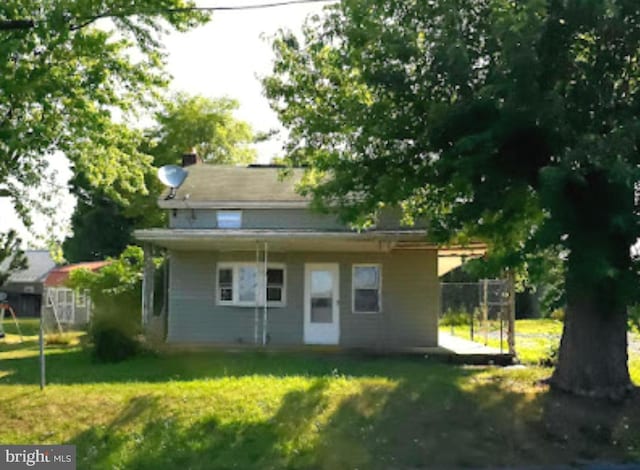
[304,263,340,345]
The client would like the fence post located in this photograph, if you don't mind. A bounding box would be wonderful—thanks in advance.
[482,279,488,345]
[508,272,516,357]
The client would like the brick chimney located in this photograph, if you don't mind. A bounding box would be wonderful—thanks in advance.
[181,148,201,167]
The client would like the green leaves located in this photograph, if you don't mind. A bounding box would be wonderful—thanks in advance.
[0,0,209,224]
[265,0,640,298]
[145,93,257,167]
[0,230,27,286]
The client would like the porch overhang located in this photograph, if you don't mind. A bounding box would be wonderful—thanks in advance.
[134,229,434,252]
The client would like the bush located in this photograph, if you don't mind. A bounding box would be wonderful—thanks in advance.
[539,344,559,367]
[440,308,478,326]
[550,308,565,322]
[91,326,140,363]
[629,304,640,334]
[45,333,74,346]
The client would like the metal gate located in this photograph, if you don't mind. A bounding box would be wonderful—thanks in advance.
[440,278,516,354]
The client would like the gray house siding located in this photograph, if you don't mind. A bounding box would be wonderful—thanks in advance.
[167,249,438,348]
[169,209,346,230]
[168,208,423,231]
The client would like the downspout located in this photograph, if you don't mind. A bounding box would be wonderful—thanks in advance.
[262,241,268,345]
[254,241,259,345]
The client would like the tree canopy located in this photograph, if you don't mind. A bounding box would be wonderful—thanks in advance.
[0,0,209,223]
[265,0,640,398]
[0,230,27,286]
[146,93,257,167]
[63,94,258,262]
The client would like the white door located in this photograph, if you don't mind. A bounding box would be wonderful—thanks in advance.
[304,263,340,345]
[56,288,75,324]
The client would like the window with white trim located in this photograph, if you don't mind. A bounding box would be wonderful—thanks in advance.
[216,211,242,228]
[352,264,381,313]
[75,289,87,308]
[217,263,286,307]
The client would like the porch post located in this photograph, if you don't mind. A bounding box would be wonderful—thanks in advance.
[254,241,260,344]
[262,242,268,345]
[142,242,155,331]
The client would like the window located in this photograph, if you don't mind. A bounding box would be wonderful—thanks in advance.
[352,264,381,313]
[218,268,233,302]
[76,289,87,308]
[217,263,285,307]
[238,266,258,303]
[267,268,284,302]
[217,211,242,228]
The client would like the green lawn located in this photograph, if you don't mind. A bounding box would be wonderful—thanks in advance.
[441,319,640,375]
[1,320,640,469]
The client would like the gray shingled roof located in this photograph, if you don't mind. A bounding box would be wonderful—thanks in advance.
[0,250,56,284]
[163,165,309,203]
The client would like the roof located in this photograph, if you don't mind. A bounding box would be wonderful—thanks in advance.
[0,250,56,284]
[44,261,111,287]
[159,165,309,209]
[135,228,431,252]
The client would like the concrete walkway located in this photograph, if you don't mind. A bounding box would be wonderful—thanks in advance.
[438,332,505,355]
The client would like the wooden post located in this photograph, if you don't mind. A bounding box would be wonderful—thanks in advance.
[142,243,155,331]
[482,279,488,345]
[507,271,516,357]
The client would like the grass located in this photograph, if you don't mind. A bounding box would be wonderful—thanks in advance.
[1,319,640,469]
[441,318,640,374]
[441,319,565,364]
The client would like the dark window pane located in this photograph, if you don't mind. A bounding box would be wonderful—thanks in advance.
[311,297,332,323]
[219,269,232,285]
[220,287,233,301]
[355,289,379,312]
[267,287,282,302]
[267,268,284,285]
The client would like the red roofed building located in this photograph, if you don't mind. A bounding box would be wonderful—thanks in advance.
[44,261,111,288]
[43,261,110,326]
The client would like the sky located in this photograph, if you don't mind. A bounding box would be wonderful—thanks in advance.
[0,0,331,246]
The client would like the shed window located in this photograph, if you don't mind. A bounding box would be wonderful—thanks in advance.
[216,263,285,307]
[352,265,381,313]
[217,211,242,228]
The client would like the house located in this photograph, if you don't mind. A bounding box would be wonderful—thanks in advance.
[42,261,110,325]
[135,158,481,349]
[0,250,56,317]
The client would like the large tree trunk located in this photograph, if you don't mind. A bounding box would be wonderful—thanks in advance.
[550,281,633,400]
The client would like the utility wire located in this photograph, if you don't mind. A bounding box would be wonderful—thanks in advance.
[0,0,337,31]
[172,0,336,11]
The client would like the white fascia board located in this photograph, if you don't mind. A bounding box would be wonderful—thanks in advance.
[157,200,310,209]
[134,229,429,242]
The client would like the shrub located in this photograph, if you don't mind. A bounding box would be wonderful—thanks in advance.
[627,304,640,334]
[539,344,559,367]
[68,246,151,362]
[550,308,565,322]
[91,326,140,363]
[440,308,478,326]
[45,333,74,346]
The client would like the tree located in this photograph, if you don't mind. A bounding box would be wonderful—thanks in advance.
[68,245,148,361]
[0,1,209,224]
[264,0,640,398]
[0,230,27,286]
[63,94,258,262]
[145,93,257,167]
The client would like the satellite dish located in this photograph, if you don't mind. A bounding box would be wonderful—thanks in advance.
[0,292,7,302]
[157,165,188,200]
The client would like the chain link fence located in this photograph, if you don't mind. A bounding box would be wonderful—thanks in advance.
[440,279,515,353]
